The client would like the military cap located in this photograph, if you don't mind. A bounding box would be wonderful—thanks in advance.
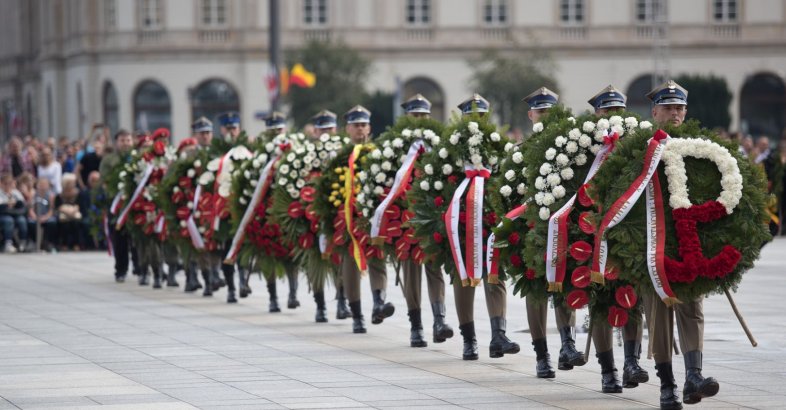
[192,116,213,133]
[523,87,559,111]
[457,93,490,114]
[151,127,170,141]
[588,85,627,110]
[311,110,338,129]
[177,137,198,153]
[217,111,241,128]
[344,105,371,124]
[646,80,688,106]
[401,93,432,114]
[265,111,287,130]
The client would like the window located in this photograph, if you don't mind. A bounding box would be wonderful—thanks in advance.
[133,80,171,132]
[190,79,240,133]
[103,82,119,137]
[483,0,507,25]
[104,0,117,30]
[406,0,430,25]
[138,0,163,30]
[201,0,227,26]
[303,0,327,25]
[636,0,664,23]
[713,0,737,22]
[560,0,584,24]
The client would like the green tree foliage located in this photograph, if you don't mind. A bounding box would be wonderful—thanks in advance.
[469,50,559,132]
[363,90,394,139]
[285,40,371,128]
[674,74,732,130]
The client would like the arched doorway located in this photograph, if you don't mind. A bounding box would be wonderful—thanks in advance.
[133,80,171,132]
[403,76,445,122]
[190,79,240,133]
[740,73,786,138]
[103,81,119,136]
[625,73,656,119]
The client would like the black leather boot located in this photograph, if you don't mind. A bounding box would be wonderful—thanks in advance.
[314,291,327,323]
[152,266,162,289]
[489,317,520,358]
[201,269,212,296]
[238,269,251,298]
[166,263,179,287]
[408,309,427,347]
[138,267,149,286]
[371,289,395,324]
[558,326,585,370]
[656,362,683,410]
[623,340,649,388]
[532,338,555,378]
[287,270,300,309]
[224,267,237,304]
[682,350,719,404]
[211,267,225,291]
[267,281,280,312]
[431,302,454,343]
[459,322,479,360]
[597,349,623,393]
[349,301,366,333]
[184,264,200,292]
[336,286,350,320]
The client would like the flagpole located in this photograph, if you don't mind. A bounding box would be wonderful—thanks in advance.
[269,0,282,112]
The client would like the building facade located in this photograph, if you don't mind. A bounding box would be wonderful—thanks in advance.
[1,0,785,141]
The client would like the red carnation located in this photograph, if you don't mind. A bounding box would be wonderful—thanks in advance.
[608,306,629,327]
[484,212,497,225]
[508,232,520,245]
[433,232,443,243]
[615,285,637,309]
[153,140,166,156]
[510,254,523,267]
[571,266,591,289]
[434,196,445,207]
[566,289,589,309]
[447,175,458,184]
[525,268,536,280]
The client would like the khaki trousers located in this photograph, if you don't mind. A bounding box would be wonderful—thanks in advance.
[526,298,575,340]
[644,292,704,364]
[341,255,386,303]
[401,260,445,310]
[452,277,506,326]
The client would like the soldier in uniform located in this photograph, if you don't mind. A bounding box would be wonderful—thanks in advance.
[260,112,300,312]
[99,129,138,283]
[341,105,395,334]
[452,94,520,360]
[311,110,351,321]
[132,134,167,288]
[585,85,649,393]
[399,94,454,347]
[645,80,718,410]
[522,87,586,376]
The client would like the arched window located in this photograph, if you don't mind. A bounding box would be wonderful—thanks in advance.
[625,73,656,118]
[190,79,240,132]
[103,81,119,136]
[740,73,786,138]
[133,80,171,132]
[402,76,445,121]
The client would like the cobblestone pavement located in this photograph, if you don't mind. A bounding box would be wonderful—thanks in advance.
[1,239,785,409]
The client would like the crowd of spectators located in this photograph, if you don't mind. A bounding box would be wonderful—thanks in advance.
[1,124,109,253]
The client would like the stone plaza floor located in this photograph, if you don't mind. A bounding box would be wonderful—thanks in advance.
[1,239,786,409]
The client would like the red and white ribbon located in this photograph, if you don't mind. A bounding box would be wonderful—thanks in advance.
[370,140,424,242]
[154,213,165,234]
[110,193,123,215]
[187,184,205,250]
[485,204,528,282]
[223,155,278,264]
[545,136,614,291]
[645,170,677,304]
[115,164,153,230]
[444,165,489,287]
[103,214,113,256]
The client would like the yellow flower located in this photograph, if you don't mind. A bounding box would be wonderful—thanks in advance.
[339,175,345,182]
[335,168,344,174]
[331,182,339,189]
[333,200,342,207]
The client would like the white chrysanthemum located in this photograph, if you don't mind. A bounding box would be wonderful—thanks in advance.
[381,161,392,171]
[392,138,404,148]
[595,130,606,142]
[521,167,528,176]
[625,117,639,129]
[640,120,652,130]
[489,156,498,165]
[560,167,574,180]
[318,151,328,160]
[385,178,394,187]
[542,193,555,206]
[579,134,592,148]
[517,183,526,195]
[292,159,302,169]
[500,185,513,197]
[468,121,479,133]
[299,169,309,178]
[512,152,524,164]
[401,129,412,138]
[430,136,441,146]
[590,145,602,155]
[251,159,260,169]
[249,179,257,187]
[419,180,430,191]
[555,136,567,147]
[383,147,395,158]
[375,173,385,183]
[575,154,587,166]
[534,176,546,190]
[179,220,187,228]
[611,125,625,137]
[218,184,231,198]
[567,117,576,124]
[468,134,482,147]
[434,181,443,190]
[556,153,569,166]
[552,185,566,199]
[439,148,449,159]
[597,118,610,131]
[197,171,213,186]
[373,186,384,196]
[565,141,578,154]
[534,192,545,205]
[540,163,552,176]
[449,132,460,145]
[370,164,380,174]
[424,164,434,175]
[470,154,483,166]
[413,129,423,138]
[118,182,125,190]
[505,170,516,181]
[362,208,369,217]
[582,121,595,133]
[490,132,501,142]
[357,171,368,182]
[187,169,195,178]
[546,173,561,186]
[504,142,514,152]
[609,115,623,127]
[286,152,296,162]
[442,164,453,175]
[279,164,290,175]
[295,179,305,188]
[533,122,544,133]
[312,159,321,168]
[545,148,557,161]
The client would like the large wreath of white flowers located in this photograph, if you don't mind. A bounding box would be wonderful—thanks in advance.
[204,145,255,198]
[357,127,440,218]
[533,115,653,221]
[661,137,743,214]
[277,133,349,200]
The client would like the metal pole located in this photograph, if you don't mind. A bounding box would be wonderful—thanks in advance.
[269,0,282,111]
